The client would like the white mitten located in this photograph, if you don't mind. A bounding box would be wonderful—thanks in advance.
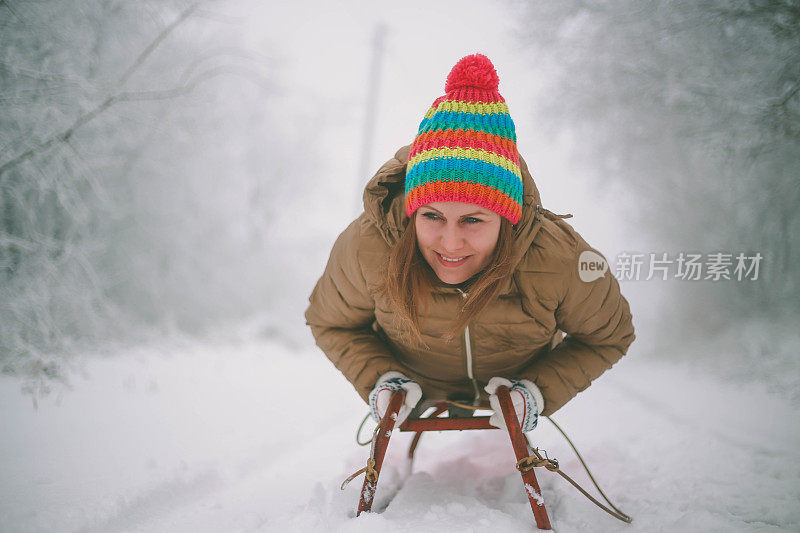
[485,376,544,432]
[368,371,422,427]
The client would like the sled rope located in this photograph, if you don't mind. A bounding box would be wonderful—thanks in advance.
[340,458,378,489]
[442,400,631,522]
[355,411,373,446]
[543,416,631,522]
[518,429,633,523]
[517,453,560,472]
[341,420,382,490]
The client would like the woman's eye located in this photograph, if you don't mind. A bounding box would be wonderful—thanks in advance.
[420,213,481,223]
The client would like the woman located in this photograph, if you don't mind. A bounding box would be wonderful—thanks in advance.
[305,53,635,433]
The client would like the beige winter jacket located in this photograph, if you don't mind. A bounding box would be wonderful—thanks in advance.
[305,145,635,415]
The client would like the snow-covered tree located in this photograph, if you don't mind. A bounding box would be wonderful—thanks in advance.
[0,0,302,381]
[513,0,800,330]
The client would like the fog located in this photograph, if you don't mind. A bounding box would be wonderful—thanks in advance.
[3,0,796,389]
[1,1,798,530]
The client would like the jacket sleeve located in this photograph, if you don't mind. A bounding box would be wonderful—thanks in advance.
[517,233,635,416]
[304,218,406,403]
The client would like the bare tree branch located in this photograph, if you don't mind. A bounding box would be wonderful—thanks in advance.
[0,63,272,178]
[177,46,276,86]
[114,2,202,91]
[193,8,244,24]
[0,0,22,22]
[0,62,94,88]
[778,79,800,107]
[0,2,203,179]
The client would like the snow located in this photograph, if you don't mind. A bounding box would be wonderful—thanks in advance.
[524,483,545,506]
[2,336,799,532]
[3,2,798,531]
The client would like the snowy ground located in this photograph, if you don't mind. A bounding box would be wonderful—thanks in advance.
[1,336,798,533]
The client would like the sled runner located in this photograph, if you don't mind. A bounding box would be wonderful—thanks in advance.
[341,385,632,530]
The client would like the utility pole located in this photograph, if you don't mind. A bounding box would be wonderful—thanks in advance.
[355,23,387,217]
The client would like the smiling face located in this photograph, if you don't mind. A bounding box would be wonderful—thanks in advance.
[414,201,502,285]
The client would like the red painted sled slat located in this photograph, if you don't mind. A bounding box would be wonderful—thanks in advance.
[497,386,552,530]
[407,404,447,460]
[354,386,552,530]
[357,389,405,515]
[402,415,495,432]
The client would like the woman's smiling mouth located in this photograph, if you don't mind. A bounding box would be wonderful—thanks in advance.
[435,252,470,267]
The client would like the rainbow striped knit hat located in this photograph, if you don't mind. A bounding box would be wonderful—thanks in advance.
[405,53,523,224]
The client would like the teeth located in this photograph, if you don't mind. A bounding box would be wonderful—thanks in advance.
[440,255,466,262]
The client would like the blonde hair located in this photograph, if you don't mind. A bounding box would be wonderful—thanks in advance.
[376,212,515,346]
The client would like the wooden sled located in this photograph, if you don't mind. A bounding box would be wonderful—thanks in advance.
[355,386,552,530]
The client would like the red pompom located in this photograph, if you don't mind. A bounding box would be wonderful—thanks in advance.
[445,53,499,93]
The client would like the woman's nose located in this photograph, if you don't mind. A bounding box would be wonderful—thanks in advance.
[440,223,465,252]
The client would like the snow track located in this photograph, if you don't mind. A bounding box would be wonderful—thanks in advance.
[1,338,798,532]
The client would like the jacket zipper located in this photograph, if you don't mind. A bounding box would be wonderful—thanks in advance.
[456,288,481,405]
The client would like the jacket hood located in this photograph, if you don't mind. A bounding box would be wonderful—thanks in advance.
[362,144,546,294]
